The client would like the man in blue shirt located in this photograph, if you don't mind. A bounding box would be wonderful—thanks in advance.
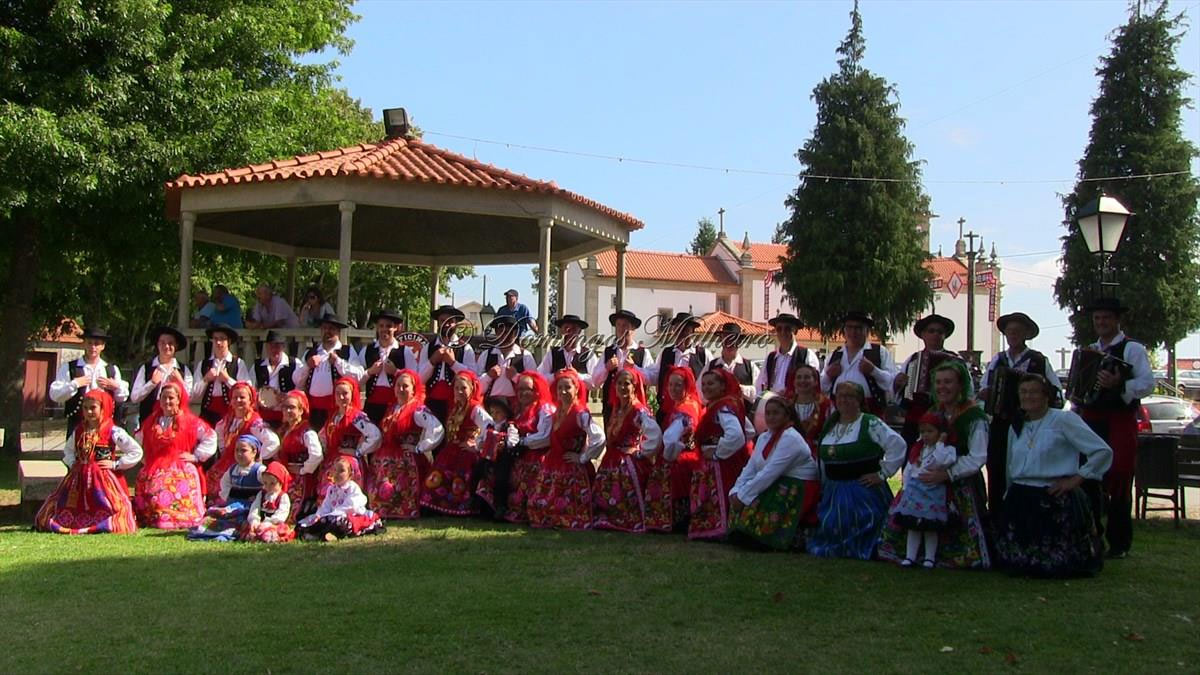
[494,289,538,337]
[201,284,244,328]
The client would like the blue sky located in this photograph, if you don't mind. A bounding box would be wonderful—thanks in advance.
[327,0,1200,361]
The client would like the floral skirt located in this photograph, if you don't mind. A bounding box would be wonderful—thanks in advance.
[730,477,821,551]
[368,451,428,520]
[503,453,543,524]
[135,461,206,530]
[688,455,746,541]
[317,455,364,506]
[420,443,479,516]
[890,476,951,531]
[298,512,385,539]
[993,483,1102,578]
[240,521,296,543]
[641,456,675,533]
[528,464,593,530]
[591,454,647,533]
[285,466,319,524]
[877,476,991,570]
[807,479,892,560]
[35,464,137,535]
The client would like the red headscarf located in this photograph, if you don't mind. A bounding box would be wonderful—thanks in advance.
[141,380,205,470]
[605,365,648,413]
[908,411,948,464]
[263,460,292,494]
[323,376,364,455]
[279,390,310,448]
[512,371,553,433]
[220,381,262,454]
[75,389,116,451]
[382,369,426,434]
[699,367,747,431]
[552,368,589,415]
[661,366,702,425]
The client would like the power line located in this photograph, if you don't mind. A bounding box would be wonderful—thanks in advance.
[425,130,1190,186]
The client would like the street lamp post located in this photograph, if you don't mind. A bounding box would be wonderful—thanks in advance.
[1074,192,1132,295]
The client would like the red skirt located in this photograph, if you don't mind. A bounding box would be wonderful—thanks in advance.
[35,463,137,535]
[368,448,429,520]
[642,456,675,533]
[689,453,749,540]
[504,452,543,524]
[528,462,593,530]
[591,452,648,533]
[420,443,479,516]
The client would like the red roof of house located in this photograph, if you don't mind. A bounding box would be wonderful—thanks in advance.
[698,311,771,336]
[925,256,990,288]
[37,318,83,344]
[593,249,739,285]
[730,241,789,272]
[166,137,642,229]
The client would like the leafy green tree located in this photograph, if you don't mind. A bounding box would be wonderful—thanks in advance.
[689,217,719,255]
[530,263,561,322]
[778,1,932,339]
[1054,0,1200,348]
[0,1,468,452]
[771,221,789,245]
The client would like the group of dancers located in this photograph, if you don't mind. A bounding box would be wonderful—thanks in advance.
[35,297,1151,576]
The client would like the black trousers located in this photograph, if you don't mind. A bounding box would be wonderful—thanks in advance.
[985,418,1012,516]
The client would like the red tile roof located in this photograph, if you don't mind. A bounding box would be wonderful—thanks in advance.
[37,318,83,344]
[925,256,990,289]
[166,137,642,229]
[698,311,771,336]
[730,241,789,272]
[593,249,739,285]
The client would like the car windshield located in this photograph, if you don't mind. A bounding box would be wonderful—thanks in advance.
[1145,401,1196,421]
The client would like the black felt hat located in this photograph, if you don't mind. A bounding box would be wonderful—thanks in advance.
[608,309,642,329]
[914,314,955,338]
[996,312,1039,339]
[149,326,188,350]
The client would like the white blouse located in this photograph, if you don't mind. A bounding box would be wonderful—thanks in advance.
[319,411,382,458]
[1006,408,1113,488]
[63,427,143,470]
[730,427,817,504]
[661,412,694,462]
[817,414,907,479]
[301,480,369,524]
[527,410,606,464]
[701,409,748,460]
[517,404,556,448]
[902,441,957,484]
[290,429,324,475]
[366,406,444,456]
[247,491,291,527]
[215,416,281,461]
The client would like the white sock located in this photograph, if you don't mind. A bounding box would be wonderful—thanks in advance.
[906,530,921,561]
[923,531,939,561]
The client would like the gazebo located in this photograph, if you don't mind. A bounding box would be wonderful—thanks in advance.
[164,118,642,335]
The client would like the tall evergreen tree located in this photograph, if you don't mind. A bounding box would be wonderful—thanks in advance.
[689,217,719,255]
[779,1,932,340]
[1054,0,1200,348]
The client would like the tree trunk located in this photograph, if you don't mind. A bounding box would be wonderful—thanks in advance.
[0,215,41,455]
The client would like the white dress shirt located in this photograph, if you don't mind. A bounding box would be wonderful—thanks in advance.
[979,347,1062,391]
[702,354,760,402]
[730,427,818,504]
[643,345,704,386]
[191,353,254,403]
[477,346,538,399]
[418,337,476,384]
[258,354,294,391]
[1090,331,1154,405]
[537,346,597,379]
[49,358,129,407]
[589,342,653,387]
[820,344,897,401]
[354,339,420,391]
[293,340,365,397]
[130,357,195,405]
[755,345,822,395]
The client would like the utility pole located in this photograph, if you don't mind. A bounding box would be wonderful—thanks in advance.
[1056,347,1072,369]
[717,208,726,236]
[964,227,980,358]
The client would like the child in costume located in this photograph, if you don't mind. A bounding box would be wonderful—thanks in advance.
[298,457,385,541]
[242,461,295,542]
[888,412,957,568]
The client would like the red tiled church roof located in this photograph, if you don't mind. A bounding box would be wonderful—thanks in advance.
[925,256,990,288]
[593,249,739,285]
[698,311,771,336]
[166,137,643,229]
[731,241,789,272]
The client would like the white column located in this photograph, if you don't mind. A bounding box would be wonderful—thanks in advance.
[537,218,553,329]
[337,201,355,318]
[429,265,442,331]
[555,261,567,319]
[177,211,195,329]
[615,243,627,311]
[285,255,298,307]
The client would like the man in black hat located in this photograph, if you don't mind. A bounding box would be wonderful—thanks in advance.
[49,326,129,433]
[820,310,896,416]
[191,323,253,425]
[355,309,418,426]
[538,314,596,378]
[131,326,195,423]
[254,330,296,430]
[494,288,539,337]
[591,309,653,421]
[477,315,537,407]
[419,305,476,423]
[976,311,1062,514]
[645,312,708,424]
[755,313,820,397]
[701,322,759,406]
[1074,297,1153,559]
[894,314,963,443]
[292,313,364,429]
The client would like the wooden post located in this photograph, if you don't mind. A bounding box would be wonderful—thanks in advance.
[285,255,298,307]
[555,262,567,319]
[177,211,195,329]
[537,219,553,329]
[429,265,442,331]
[337,201,355,317]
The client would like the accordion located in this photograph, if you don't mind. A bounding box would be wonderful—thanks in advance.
[984,365,1021,419]
[903,350,957,402]
[1067,348,1133,409]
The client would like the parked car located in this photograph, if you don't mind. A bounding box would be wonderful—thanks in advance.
[1139,395,1200,435]
[1176,369,1200,390]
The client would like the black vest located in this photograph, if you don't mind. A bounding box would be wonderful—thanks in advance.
[302,344,354,394]
[137,360,187,421]
[254,358,296,396]
[766,346,808,391]
[362,343,408,398]
[1094,339,1139,411]
[425,341,466,386]
[199,357,239,412]
[64,361,117,424]
[550,347,592,373]
[710,357,754,387]
[828,344,884,400]
[656,345,708,402]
